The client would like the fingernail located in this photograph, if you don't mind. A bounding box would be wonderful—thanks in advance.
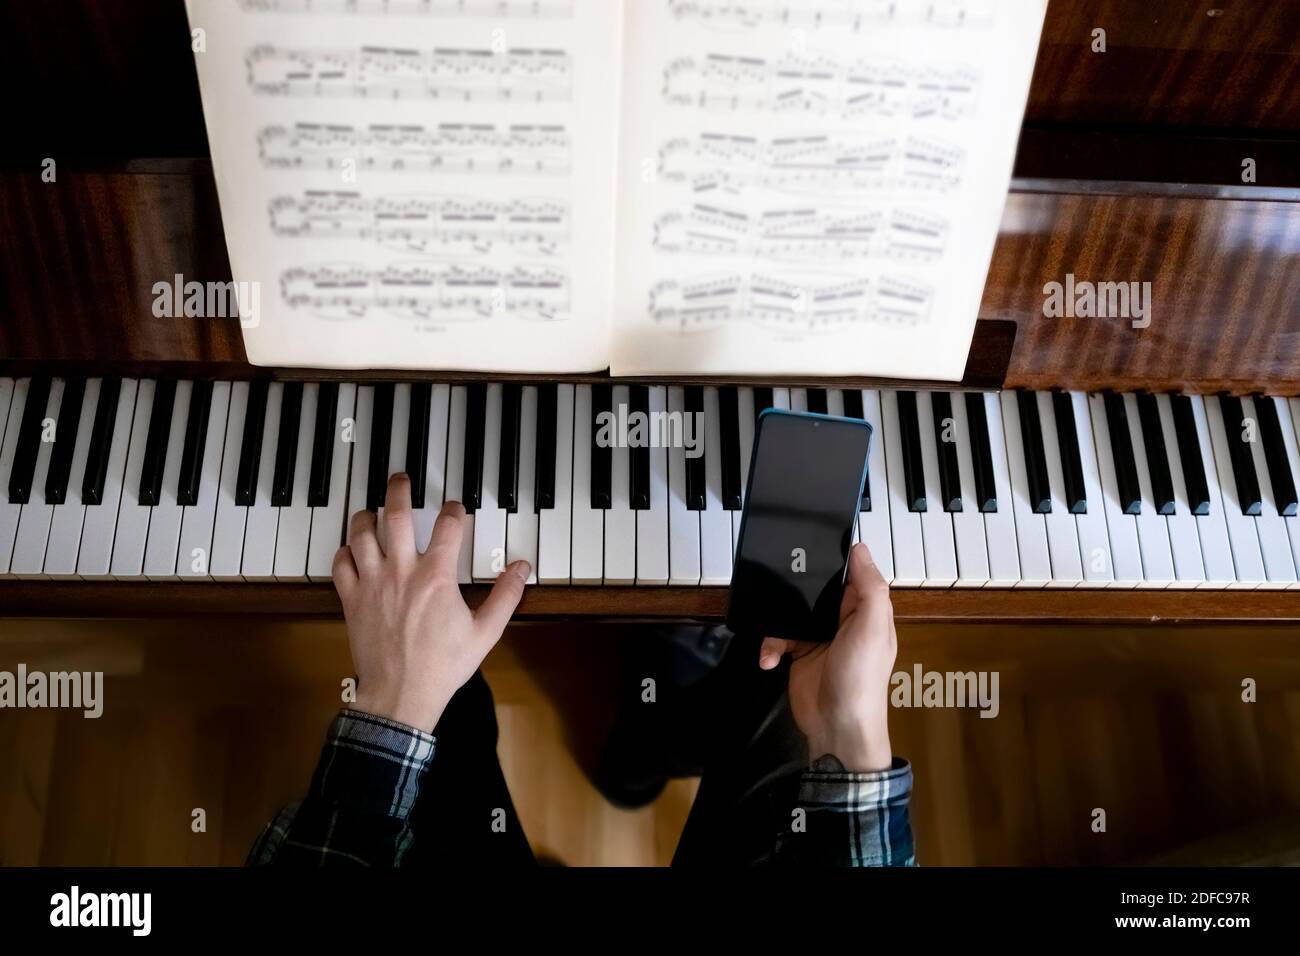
[508,560,531,581]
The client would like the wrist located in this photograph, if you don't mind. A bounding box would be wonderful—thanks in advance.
[353,686,451,735]
[808,720,892,773]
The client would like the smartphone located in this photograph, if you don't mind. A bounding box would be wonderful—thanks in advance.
[726,409,872,643]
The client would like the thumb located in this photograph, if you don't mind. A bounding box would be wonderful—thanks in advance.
[475,560,530,640]
[758,636,796,670]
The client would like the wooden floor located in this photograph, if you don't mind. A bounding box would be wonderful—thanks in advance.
[2,616,1300,866]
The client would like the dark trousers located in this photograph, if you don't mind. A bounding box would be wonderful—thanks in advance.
[407,633,807,867]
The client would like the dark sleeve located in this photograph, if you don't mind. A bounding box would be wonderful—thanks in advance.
[247,710,435,867]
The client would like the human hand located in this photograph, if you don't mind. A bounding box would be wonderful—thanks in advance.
[757,542,897,771]
[331,473,530,733]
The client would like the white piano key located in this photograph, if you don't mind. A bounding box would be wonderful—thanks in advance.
[177,382,232,580]
[376,383,411,554]
[855,390,894,583]
[1122,393,1176,587]
[210,381,252,581]
[1241,396,1297,587]
[1035,391,1084,587]
[1203,394,1265,587]
[307,383,357,581]
[1154,393,1206,586]
[789,388,808,413]
[732,386,756,556]
[637,385,670,586]
[982,392,1022,586]
[241,382,283,580]
[111,379,159,578]
[143,380,194,579]
[442,385,475,584]
[506,385,540,584]
[569,385,603,585]
[273,382,319,580]
[538,383,574,584]
[43,379,101,578]
[826,390,845,418]
[700,386,733,585]
[948,391,990,586]
[1087,393,1143,587]
[999,390,1051,587]
[1069,392,1115,586]
[411,384,449,554]
[1186,395,1237,587]
[345,385,375,547]
[11,379,66,577]
[772,388,791,411]
[881,390,925,586]
[603,385,637,585]
[472,383,508,582]
[666,386,701,586]
[78,379,140,578]
[0,378,20,574]
[1281,398,1300,586]
[914,391,958,587]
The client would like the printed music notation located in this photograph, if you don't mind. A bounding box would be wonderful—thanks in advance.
[666,0,994,31]
[258,123,571,174]
[649,270,932,331]
[269,191,570,257]
[247,45,572,103]
[659,132,964,195]
[237,0,574,17]
[281,263,572,322]
[653,203,948,262]
[664,55,979,120]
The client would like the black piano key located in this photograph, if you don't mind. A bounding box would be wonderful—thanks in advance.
[498,383,522,513]
[236,380,270,507]
[138,379,177,507]
[753,386,774,423]
[1015,390,1052,514]
[1253,396,1298,516]
[629,386,651,511]
[590,383,612,510]
[462,383,486,513]
[931,392,962,512]
[806,388,828,415]
[1103,391,1142,515]
[308,382,340,508]
[8,376,52,504]
[176,380,213,507]
[366,383,394,512]
[1169,393,1210,516]
[535,384,557,510]
[1135,391,1175,515]
[1051,390,1088,514]
[44,377,86,505]
[1217,395,1261,516]
[406,382,432,510]
[896,390,927,512]
[842,389,864,421]
[271,381,304,507]
[685,385,706,511]
[718,386,742,510]
[81,377,122,506]
[964,392,997,513]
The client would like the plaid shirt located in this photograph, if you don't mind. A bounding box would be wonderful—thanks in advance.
[249,710,916,867]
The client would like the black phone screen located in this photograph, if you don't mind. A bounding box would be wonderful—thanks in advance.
[726,410,872,643]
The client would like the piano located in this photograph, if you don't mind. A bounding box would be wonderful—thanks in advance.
[2,0,1299,624]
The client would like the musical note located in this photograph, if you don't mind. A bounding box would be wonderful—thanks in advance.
[269,191,570,258]
[666,0,994,32]
[247,45,572,103]
[238,0,574,17]
[281,262,571,323]
[258,122,571,174]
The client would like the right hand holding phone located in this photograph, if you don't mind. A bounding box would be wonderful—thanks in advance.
[757,542,897,772]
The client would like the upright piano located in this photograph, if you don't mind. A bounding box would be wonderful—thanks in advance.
[1,0,1298,623]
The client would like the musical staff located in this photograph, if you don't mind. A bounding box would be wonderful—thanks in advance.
[282,263,571,322]
[247,45,572,102]
[269,191,570,257]
[258,122,571,174]
[238,0,574,17]
[666,0,994,31]
[664,54,979,120]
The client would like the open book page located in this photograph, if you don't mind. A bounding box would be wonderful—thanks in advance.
[185,0,623,372]
[610,0,1047,379]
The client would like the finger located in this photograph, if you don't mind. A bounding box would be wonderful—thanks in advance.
[840,542,888,619]
[422,500,467,577]
[758,636,796,670]
[382,473,416,563]
[331,545,359,599]
[474,559,530,640]
[348,509,383,571]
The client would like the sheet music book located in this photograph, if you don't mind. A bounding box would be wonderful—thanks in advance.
[186,0,1047,379]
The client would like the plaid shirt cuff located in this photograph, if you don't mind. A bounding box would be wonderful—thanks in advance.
[783,756,916,866]
[315,709,437,820]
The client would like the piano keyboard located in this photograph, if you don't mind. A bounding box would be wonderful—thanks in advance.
[4,375,1300,591]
